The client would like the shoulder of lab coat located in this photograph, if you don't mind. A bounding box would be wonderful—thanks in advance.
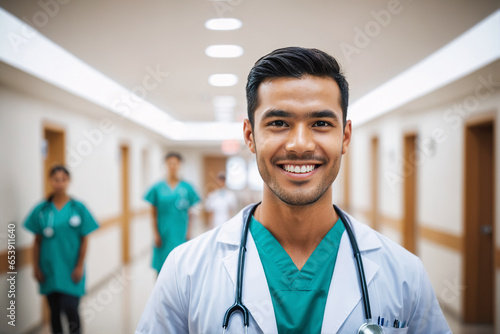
[135,205,450,334]
[332,212,451,333]
[135,207,248,334]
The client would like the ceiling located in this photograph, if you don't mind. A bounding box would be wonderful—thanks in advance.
[0,0,499,123]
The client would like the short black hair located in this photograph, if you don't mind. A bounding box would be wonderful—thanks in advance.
[49,164,70,178]
[246,47,349,128]
[165,152,183,162]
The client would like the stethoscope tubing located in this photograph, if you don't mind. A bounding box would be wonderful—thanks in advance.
[333,205,373,322]
[222,203,258,331]
[222,203,383,333]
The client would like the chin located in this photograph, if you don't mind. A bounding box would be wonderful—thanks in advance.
[273,185,328,207]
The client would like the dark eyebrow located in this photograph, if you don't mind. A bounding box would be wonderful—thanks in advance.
[307,110,340,122]
[261,109,293,120]
[261,109,340,123]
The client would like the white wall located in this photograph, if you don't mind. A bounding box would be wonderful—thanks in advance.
[0,83,166,333]
[345,64,500,321]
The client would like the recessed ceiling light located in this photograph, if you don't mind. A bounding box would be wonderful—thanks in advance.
[206,45,244,58]
[205,18,242,31]
[213,95,237,108]
[209,74,238,87]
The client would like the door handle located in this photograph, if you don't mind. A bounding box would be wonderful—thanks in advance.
[480,225,493,235]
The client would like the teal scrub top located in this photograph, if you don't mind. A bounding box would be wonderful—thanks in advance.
[24,199,99,297]
[250,216,345,334]
[144,180,200,272]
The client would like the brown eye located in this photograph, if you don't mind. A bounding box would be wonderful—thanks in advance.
[313,121,330,127]
[270,120,287,127]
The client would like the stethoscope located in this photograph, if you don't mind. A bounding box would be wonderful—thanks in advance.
[39,199,82,238]
[222,203,384,334]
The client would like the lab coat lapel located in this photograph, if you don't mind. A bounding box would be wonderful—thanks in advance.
[321,214,381,333]
[219,206,278,333]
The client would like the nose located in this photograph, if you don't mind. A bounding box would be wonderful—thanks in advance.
[284,123,315,155]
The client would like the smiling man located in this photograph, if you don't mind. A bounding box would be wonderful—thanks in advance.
[136,47,451,333]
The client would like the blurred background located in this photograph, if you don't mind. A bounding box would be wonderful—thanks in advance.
[0,0,499,333]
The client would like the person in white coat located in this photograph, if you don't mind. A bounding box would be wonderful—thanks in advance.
[205,172,238,229]
[136,47,451,333]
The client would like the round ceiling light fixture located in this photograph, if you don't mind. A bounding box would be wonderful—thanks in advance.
[205,44,244,58]
[208,74,238,87]
[205,18,242,31]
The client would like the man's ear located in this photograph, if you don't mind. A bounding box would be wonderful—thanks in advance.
[342,119,352,155]
[243,119,256,154]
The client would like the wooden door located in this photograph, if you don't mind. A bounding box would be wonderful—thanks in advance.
[43,125,66,197]
[403,134,417,254]
[120,145,131,264]
[371,137,379,229]
[463,120,495,323]
[203,156,227,196]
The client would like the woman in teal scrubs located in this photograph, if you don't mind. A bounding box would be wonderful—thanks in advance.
[24,165,99,334]
[144,152,200,273]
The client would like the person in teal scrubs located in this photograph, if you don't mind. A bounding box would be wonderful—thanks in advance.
[24,165,99,334]
[144,152,200,273]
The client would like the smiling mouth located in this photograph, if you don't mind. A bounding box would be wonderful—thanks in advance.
[280,164,320,174]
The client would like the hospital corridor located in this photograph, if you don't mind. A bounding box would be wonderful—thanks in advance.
[1,1,500,333]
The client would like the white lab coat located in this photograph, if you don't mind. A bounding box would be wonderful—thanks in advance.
[205,188,238,228]
[136,205,451,334]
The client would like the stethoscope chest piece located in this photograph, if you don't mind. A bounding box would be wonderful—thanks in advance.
[69,215,81,227]
[358,323,385,334]
[43,226,54,238]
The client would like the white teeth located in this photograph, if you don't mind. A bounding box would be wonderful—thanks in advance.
[283,164,316,174]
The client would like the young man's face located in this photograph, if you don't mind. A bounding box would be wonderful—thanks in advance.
[244,75,351,206]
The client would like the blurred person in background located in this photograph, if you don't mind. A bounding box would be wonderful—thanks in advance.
[144,152,200,274]
[205,171,238,229]
[24,165,99,334]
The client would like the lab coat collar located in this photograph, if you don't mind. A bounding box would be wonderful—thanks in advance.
[216,205,248,246]
[322,212,382,332]
[219,204,278,333]
[216,205,381,252]
[217,204,382,333]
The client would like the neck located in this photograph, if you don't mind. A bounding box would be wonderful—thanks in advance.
[51,193,69,202]
[167,176,179,183]
[254,186,338,269]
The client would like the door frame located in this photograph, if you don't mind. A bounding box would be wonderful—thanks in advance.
[403,132,418,254]
[343,150,350,211]
[371,137,379,230]
[120,145,131,264]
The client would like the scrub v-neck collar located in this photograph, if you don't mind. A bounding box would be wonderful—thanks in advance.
[250,216,345,290]
[51,199,70,212]
[165,179,180,191]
